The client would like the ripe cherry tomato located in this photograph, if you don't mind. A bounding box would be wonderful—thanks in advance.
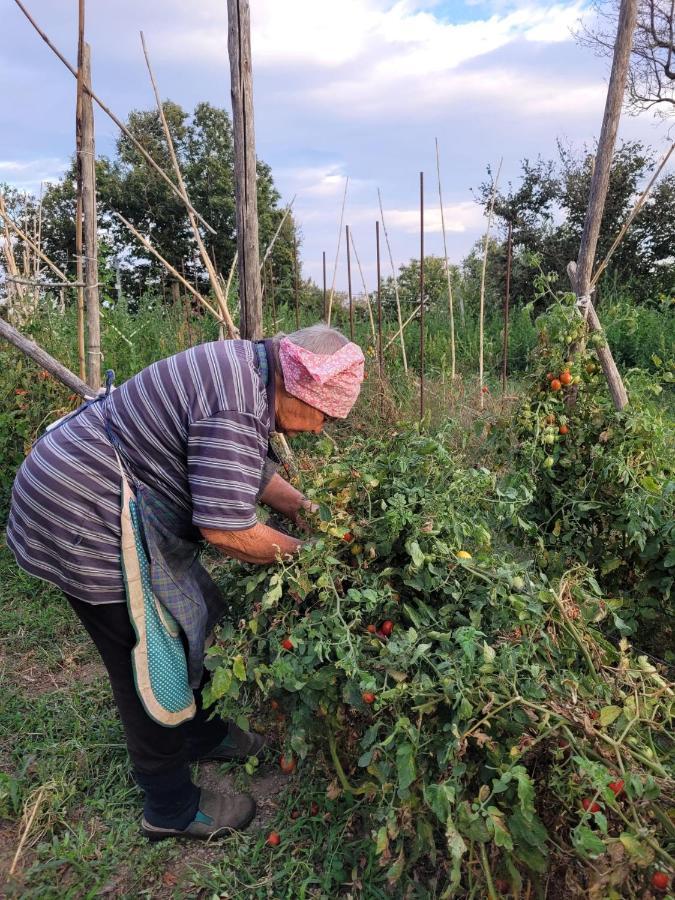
[380,620,394,636]
[362,691,376,704]
[367,624,377,634]
[560,370,572,386]
[651,872,669,892]
[608,779,624,796]
[550,379,562,392]
[342,532,353,543]
[280,754,297,774]
[559,424,569,435]
[281,638,294,651]
[581,798,601,813]
[266,831,281,846]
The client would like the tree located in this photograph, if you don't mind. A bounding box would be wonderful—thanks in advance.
[578,1,674,116]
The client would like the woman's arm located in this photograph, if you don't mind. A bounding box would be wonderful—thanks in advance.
[200,521,301,565]
[259,473,317,527]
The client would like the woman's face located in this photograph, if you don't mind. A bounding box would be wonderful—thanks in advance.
[275,372,326,436]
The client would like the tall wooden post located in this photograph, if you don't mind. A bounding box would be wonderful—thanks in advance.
[227,0,262,340]
[322,251,327,321]
[74,0,86,380]
[419,172,425,422]
[81,42,100,388]
[569,0,636,411]
[293,237,300,330]
[501,220,512,394]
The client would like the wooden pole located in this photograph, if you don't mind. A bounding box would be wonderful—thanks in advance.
[81,43,100,389]
[0,316,95,398]
[326,177,349,324]
[348,232,376,344]
[479,159,501,409]
[376,220,383,382]
[293,237,300,331]
[268,262,277,331]
[435,138,456,381]
[345,224,354,341]
[419,172,425,422]
[322,251,327,321]
[569,0,636,411]
[376,188,407,373]
[227,0,263,340]
[502,220,512,395]
[74,0,85,380]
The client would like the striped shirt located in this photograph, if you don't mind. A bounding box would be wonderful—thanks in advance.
[6,340,273,605]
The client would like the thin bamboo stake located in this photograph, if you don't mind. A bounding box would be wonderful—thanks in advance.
[376,188,407,373]
[260,196,296,271]
[0,204,71,285]
[322,251,327,320]
[384,305,418,352]
[114,212,222,322]
[12,0,215,235]
[479,158,502,409]
[326,176,349,324]
[268,261,277,331]
[345,225,354,340]
[375,220,383,384]
[591,139,675,288]
[435,138,456,380]
[419,172,425,422]
[0,195,21,308]
[502,220,512,396]
[140,32,237,340]
[348,231,377,344]
[293,236,301,330]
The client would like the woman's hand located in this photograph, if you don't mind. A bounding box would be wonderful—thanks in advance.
[289,498,320,532]
[259,473,318,531]
[200,522,302,565]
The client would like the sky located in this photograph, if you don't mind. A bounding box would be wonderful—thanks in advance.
[1,0,672,288]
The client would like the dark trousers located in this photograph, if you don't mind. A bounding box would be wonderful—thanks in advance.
[66,594,229,828]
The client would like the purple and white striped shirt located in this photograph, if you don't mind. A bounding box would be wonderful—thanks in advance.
[6,340,273,605]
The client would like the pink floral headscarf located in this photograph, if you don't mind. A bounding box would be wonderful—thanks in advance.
[278,337,365,419]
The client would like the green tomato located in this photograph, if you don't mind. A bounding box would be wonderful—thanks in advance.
[544,456,555,469]
[510,575,525,591]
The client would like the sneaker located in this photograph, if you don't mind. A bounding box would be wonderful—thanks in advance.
[141,788,256,841]
[198,722,267,762]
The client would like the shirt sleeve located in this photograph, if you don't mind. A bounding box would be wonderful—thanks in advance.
[187,410,268,530]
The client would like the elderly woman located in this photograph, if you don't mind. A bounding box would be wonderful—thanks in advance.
[6,324,364,841]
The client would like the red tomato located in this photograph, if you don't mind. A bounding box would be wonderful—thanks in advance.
[550,379,562,392]
[559,424,569,435]
[342,532,353,543]
[581,798,601,813]
[651,872,669,892]
[362,691,376,704]
[560,370,572,386]
[266,831,281,846]
[608,779,624,797]
[380,620,394,636]
[280,755,297,774]
[481,386,489,394]
[281,638,294,651]
[367,624,377,634]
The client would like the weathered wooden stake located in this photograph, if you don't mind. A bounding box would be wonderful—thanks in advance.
[435,138,456,381]
[75,0,86,380]
[568,0,637,411]
[345,225,354,341]
[322,251,327,321]
[479,159,501,409]
[80,42,100,389]
[375,220,383,382]
[502,220,512,395]
[227,0,263,340]
[419,172,425,422]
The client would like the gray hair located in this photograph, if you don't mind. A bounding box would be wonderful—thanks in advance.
[271,323,350,362]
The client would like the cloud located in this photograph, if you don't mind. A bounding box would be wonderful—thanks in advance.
[0,158,68,192]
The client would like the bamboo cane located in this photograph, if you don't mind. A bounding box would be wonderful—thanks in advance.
[479,159,502,409]
[435,138,456,380]
[260,197,296,271]
[326,176,349,324]
[114,212,222,322]
[376,189,407,373]
[348,231,376,344]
